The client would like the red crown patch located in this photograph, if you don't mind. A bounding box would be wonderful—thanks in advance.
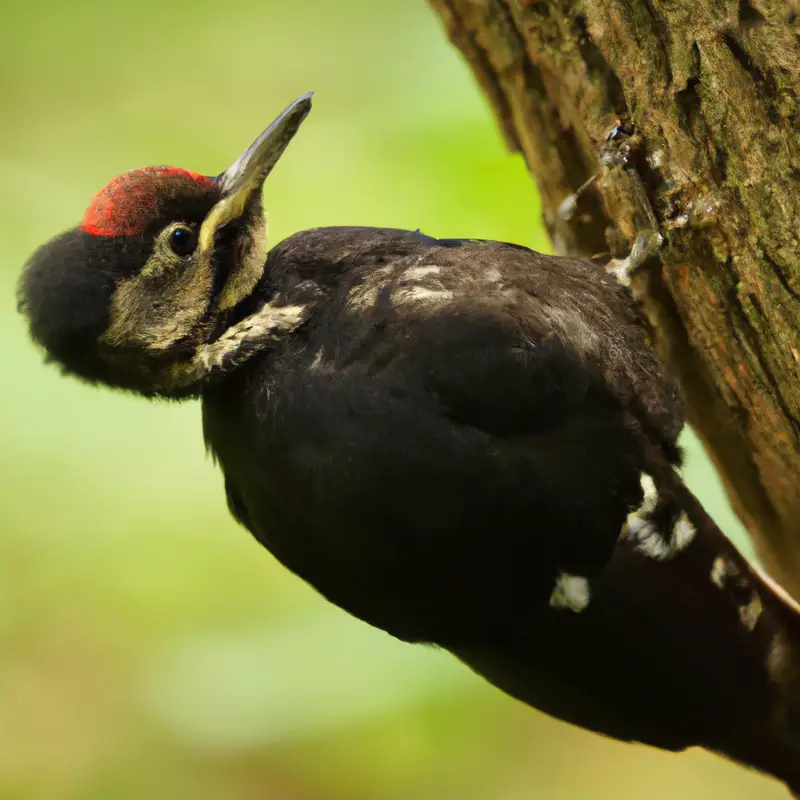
[80,166,215,237]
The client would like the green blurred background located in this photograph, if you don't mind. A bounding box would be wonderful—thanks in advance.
[0,1,783,798]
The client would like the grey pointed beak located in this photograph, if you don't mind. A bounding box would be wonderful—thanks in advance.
[199,92,313,254]
[217,91,313,197]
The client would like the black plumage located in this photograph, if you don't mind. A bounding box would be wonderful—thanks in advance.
[203,227,798,765]
[17,95,800,795]
[204,226,674,642]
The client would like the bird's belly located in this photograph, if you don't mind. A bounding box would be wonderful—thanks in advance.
[201,365,573,645]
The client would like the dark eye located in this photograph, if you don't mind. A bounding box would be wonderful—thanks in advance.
[169,226,197,256]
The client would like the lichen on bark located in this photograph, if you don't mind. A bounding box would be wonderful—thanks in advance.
[428,0,800,593]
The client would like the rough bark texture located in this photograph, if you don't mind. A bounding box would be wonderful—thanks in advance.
[428,0,800,595]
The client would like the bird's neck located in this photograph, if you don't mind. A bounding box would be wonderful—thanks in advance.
[131,295,307,398]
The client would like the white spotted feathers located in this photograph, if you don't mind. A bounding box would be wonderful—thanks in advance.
[346,260,453,312]
[623,473,764,634]
[549,573,591,612]
[622,473,697,560]
[710,556,764,632]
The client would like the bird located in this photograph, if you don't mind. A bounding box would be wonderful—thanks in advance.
[17,92,800,795]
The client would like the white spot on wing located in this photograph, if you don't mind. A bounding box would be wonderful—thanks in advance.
[638,474,658,515]
[397,264,451,306]
[549,573,591,613]
[623,473,667,559]
[672,512,696,552]
[622,474,697,560]
[347,284,381,311]
[347,263,452,311]
[710,556,728,588]
[345,265,394,312]
[402,265,441,281]
[738,594,763,631]
[627,518,673,559]
[394,285,453,305]
[485,267,503,284]
[708,555,764,632]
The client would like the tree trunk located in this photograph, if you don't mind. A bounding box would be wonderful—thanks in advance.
[428,0,800,596]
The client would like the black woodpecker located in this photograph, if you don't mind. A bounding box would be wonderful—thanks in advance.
[17,93,800,795]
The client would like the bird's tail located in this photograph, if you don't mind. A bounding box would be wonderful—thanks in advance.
[452,459,800,795]
[705,560,800,796]
[654,464,800,794]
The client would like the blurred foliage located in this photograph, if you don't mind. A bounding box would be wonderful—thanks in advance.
[0,0,779,798]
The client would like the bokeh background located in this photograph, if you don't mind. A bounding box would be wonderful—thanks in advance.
[0,1,785,798]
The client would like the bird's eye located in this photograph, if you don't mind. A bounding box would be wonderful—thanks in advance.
[168,226,197,256]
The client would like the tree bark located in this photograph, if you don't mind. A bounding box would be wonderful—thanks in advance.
[427,0,800,596]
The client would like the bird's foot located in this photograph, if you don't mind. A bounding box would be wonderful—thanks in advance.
[606,230,664,287]
[599,119,638,169]
[598,120,665,288]
[557,174,599,223]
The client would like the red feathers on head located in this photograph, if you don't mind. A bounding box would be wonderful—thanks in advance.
[80,166,215,237]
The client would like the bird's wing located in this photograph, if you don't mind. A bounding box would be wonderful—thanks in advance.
[408,313,644,575]
[267,227,683,455]
[260,228,663,577]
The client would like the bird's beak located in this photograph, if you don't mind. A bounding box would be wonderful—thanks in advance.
[215,91,313,208]
[200,92,313,310]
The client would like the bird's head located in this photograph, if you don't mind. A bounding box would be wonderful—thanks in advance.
[18,93,312,397]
